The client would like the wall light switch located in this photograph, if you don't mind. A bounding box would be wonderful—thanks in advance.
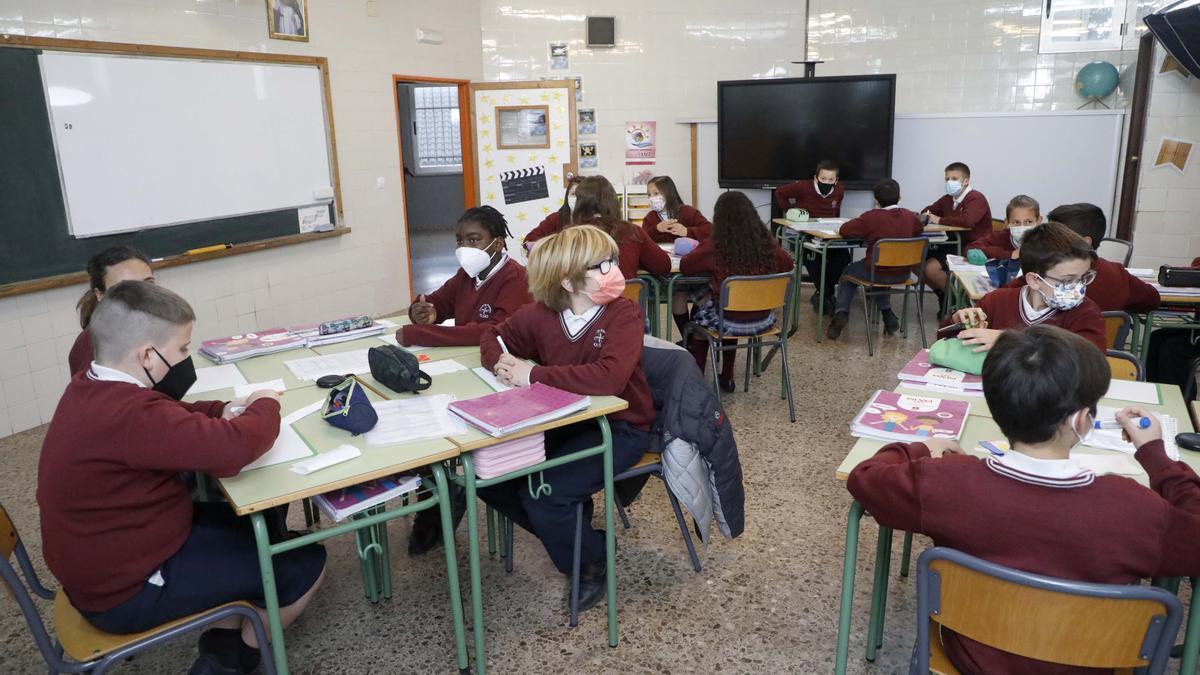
[376,177,385,189]
[417,28,444,45]
[366,0,378,17]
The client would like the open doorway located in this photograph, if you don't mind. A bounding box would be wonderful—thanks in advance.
[392,76,475,301]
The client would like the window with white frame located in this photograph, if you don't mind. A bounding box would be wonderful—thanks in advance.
[1039,0,1139,54]
[410,86,462,175]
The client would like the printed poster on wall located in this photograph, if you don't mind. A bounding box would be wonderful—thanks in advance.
[550,42,568,70]
[579,142,597,169]
[500,166,550,204]
[625,121,656,165]
[578,108,596,136]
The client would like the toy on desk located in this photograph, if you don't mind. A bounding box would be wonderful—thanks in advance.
[785,208,809,223]
[318,315,373,336]
[674,237,699,256]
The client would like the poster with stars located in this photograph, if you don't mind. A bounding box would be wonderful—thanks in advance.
[473,83,577,251]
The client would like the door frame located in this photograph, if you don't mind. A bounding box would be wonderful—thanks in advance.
[391,74,476,302]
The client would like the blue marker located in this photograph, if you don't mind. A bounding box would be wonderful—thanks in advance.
[980,441,1007,456]
[1094,416,1152,430]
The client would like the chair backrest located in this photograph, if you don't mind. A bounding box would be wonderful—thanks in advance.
[720,272,793,314]
[0,501,71,672]
[991,218,1006,232]
[1101,311,1133,350]
[1107,350,1145,382]
[871,237,929,270]
[1097,238,1133,267]
[915,547,1181,672]
[622,278,650,325]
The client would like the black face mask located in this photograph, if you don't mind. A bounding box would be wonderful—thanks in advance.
[144,347,197,401]
[817,181,836,197]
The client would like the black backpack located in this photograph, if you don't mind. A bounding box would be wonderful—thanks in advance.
[367,345,432,394]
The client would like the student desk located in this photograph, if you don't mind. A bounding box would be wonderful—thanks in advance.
[1137,293,1200,364]
[213,387,470,675]
[830,382,1200,675]
[771,220,969,340]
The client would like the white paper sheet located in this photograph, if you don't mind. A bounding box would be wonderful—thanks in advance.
[1075,454,1145,477]
[473,366,513,392]
[364,394,468,445]
[240,424,312,472]
[375,318,399,328]
[284,350,371,381]
[290,444,361,475]
[283,399,325,426]
[1084,406,1179,460]
[188,364,249,395]
[234,379,286,398]
[422,359,466,376]
[1104,379,1160,405]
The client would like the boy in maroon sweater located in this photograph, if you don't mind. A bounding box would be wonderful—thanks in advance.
[1009,203,1160,315]
[951,222,1107,353]
[775,160,848,315]
[402,206,533,349]
[966,194,1040,261]
[480,225,653,613]
[921,162,993,312]
[38,281,325,675]
[826,179,923,339]
[641,175,713,243]
[849,326,1200,673]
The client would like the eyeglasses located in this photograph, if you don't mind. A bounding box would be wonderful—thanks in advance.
[1042,270,1097,288]
[586,258,616,275]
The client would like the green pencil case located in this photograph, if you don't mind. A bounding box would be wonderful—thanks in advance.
[927,337,986,376]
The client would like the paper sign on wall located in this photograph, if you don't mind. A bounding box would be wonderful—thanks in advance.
[578,108,596,136]
[298,204,332,233]
[550,42,568,70]
[580,142,597,169]
[501,166,550,204]
[625,121,656,165]
[1155,137,1194,173]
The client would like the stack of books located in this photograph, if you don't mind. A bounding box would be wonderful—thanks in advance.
[897,349,984,397]
[448,382,591,437]
[291,320,387,348]
[311,474,422,522]
[472,433,547,479]
[199,328,307,364]
[851,390,970,443]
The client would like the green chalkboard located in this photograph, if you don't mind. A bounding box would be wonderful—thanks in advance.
[0,46,334,287]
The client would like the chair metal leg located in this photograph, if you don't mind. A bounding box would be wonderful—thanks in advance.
[860,286,875,356]
[743,338,753,393]
[664,483,702,572]
[915,286,928,348]
[486,505,497,555]
[900,531,913,577]
[503,517,514,574]
[613,491,632,530]
[569,502,584,628]
[780,339,796,423]
[900,289,910,339]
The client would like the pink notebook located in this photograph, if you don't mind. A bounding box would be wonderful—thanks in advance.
[851,390,970,443]
[448,383,591,437]
[473,433,546,479]
[897,350,983,390]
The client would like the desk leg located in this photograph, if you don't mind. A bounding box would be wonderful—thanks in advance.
[600,417,618,648]
[432,464,470,673]
[815,243,830,342]
[462,455,487,675]
[835,501,865,675]
[866,525,893,661]
[665,275,678,343]
[251,513,289,675]
[1140,311,1156,364]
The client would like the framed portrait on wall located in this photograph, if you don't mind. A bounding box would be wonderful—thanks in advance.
[496,105,550,149]
[267,0,309,42]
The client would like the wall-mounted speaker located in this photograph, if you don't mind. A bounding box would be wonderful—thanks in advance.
[587,16,615,48]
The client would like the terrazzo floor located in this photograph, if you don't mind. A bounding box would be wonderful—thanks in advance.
[0,295,1190,674]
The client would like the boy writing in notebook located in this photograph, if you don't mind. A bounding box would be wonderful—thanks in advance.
[37,281,325,675]
[848,325,1200,673]
[825,178,923,340]
[479,225,653,613]
[949,221,1107,352]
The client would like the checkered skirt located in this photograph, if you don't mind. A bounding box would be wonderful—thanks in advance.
[691,299,777,337]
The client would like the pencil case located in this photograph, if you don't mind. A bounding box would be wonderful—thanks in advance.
[927,338,986,376]
[321,378,378,435]
[1158,265,1200,288]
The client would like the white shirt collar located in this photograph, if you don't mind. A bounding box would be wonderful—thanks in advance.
[952,185,973,208]
[882,204,901,210]
[986,449,1094,488]
[1019,285,1055,325]
[475,251,509,290]
[87,362,147,388]
[561,304,601,338]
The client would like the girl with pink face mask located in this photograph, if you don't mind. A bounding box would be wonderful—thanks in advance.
[478,225,653,613]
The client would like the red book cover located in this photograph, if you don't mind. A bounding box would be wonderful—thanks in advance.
[448,382,590,437]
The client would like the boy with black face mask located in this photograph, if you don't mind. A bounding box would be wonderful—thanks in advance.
[38,281,325,675]
[775,160,847,316]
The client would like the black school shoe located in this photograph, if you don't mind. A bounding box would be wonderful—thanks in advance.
[189,629,260,675]
[575,560,608,614]
[809,292,836,317]
[882,310,901,336]
[826,312,849,340]
[408,483,467,556]
[717,377,737,393]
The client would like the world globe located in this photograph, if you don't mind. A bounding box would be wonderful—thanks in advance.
[1075,61,1120,99]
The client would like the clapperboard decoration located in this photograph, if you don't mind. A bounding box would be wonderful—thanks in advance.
[500,166,550,205]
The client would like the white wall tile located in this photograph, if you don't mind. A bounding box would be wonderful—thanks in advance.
[7,399,41,434]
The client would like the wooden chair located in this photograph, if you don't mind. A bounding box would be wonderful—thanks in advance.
[1107,349,1145,382]
[991,218,1006,232]
[0,500,276,675]
[621,277,651,327]
[1097,238,1133,267]
[841,237,930,356]
[1102,310,1133,350]
[913,547,1181,674]
[686,272,795,422]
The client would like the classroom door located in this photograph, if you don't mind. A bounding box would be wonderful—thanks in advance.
[469,80,578,256]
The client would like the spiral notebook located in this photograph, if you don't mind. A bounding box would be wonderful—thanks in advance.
[448,382,591,437]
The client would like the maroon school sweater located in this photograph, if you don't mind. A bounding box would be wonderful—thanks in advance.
[923,189,993,244]
[972,287,1107,352]
[848,439,1200,674]
[641,205,713,243]
[68,329,93,375]
[1007,257,1161,315]
[480,299,654,431]
[679,237,794,320]
[37,371,281,611]
[617,226,671,278]
[966,228,1017,260]
[838,207,924,273]
[774,179,845,218]
[524,212,565,245]
[400,259,533,348]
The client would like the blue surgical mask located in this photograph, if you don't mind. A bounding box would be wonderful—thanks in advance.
[1035,274,1086,311]
[945,180,963,197]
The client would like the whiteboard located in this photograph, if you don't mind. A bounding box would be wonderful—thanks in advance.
[694,109,1125,230]
[40,52,335,238]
